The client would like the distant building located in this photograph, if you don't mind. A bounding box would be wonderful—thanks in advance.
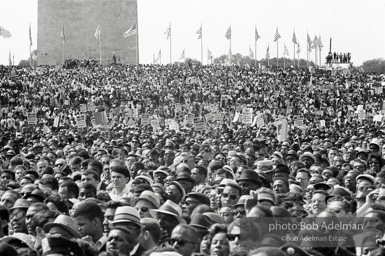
[37,0,138,66]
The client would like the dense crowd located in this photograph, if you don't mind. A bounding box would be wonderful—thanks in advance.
[0,62,385,256]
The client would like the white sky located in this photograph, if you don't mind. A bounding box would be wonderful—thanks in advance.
[1,0,384,66]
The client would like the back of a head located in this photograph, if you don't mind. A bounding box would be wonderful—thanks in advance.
[141,218,161,244]
[72,201,103,223]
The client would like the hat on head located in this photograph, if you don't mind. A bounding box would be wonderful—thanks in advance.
[313,183,332,192]
[286,150,298,159]
[236,170,261,185]
[154,169,169,177]
[112,206,143,228]
[189,213,212,231]
[0,232,35,251]
[284,192,306,205]
[39,174,56,186]
[10,198,31,210]
[233,195,252,209]
[299,152,316,163]
[185,192,210,206]
[176,171,195,184]
[131,191,160,209]
[258,190,276,205]
[24,189,46,201]
[356,174,375,185]
[150,200,186,224]
[203,212,224,224]
[43,215,80,238]
[41,235,83,256]
[134,175,153,186]
[168,181,185,203]
[289,184,304,195]
[222,165,235,179]
[256,160,274,172]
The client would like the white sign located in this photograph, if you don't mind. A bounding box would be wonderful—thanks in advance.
[27,112,37,125]
[241,108,253,124]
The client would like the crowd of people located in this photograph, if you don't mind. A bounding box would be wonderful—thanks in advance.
[0,61,385,256]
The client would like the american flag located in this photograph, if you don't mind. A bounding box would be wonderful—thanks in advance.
[0,26,12,38]
[207,49,213,59]
[274,27,281,42]
[292,31,297,44]
[61,24,66,43]
[95,25,101,44]
[297,43,301,54]
[313,35,319,49]
[255,27,261,41]
[318,35,323,48]
[165,24,171,40]
[179,49,185,60]
[196,25,202,39]
[307,33,312,47]
[266,46,270,59]
[284,44,289,56]
[123,23,137,38]
[225,26,231,40]
[249,46,254,58]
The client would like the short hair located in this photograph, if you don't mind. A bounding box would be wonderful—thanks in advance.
[273,179,289,189]
[225,184,242,196]
[248,247,288,256]
[81,159,92,169]
[72,201,103,223]
[87,160,103,176]
[193,165,208,178]
[141,218,161,244]
[82,170,100,182]
[70,157,82,166]
[209,223,228,237]
[29,210,58,236]
[10,157,23,167]
[105,201,122,210]
[249,205,273,218]
[44,196,69,215]
[296,168,311,179]
[79,183,97,196]
[60,181,79,198]
[311,189,329,199]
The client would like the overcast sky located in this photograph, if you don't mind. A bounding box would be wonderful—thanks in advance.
[1,0,384,66]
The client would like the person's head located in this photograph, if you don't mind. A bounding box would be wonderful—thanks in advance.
[368,154,384,173]
[221,184,242,208]
[248,247,287,256]
[137,218,161,250]
[191,165,207,185]
[311,190,328,215]
[165,181,185,204]
[107,226,136,256]
[58,180,79,200]
[209,223,231,256]
[72,201,104,241]
[78,183,97,201]
[0,190,21,210]
[151,200,183,237]
[36,159,50,176]
[103,201,121,234]
[273,179,289,194]
[295,169,311,188]
[219,206,235,225]
[170,224,199,256]
[110,165,131,190]
[132,191,160,219]
[44,195,69,215]
[0,205,9,236]
[25,202,49,234]
[327,198,352,218]
[10,198,31,233]
[80,170,100,188]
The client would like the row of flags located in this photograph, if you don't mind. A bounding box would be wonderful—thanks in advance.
[153,48,214,64]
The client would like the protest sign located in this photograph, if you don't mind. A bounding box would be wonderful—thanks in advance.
[80,104,87,113]
[241,108,253,124]
[27,112,37,125]
[194,117,206,132]
[77,115,87,128]
[141,114,150,126]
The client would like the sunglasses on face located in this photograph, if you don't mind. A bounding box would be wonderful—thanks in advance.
[221,193,237,200]
[184,200,199,206]
[227,234,240,241]
[232,209,246,216]
[169,238,194,246]
[135,207,149,213]
[11,211,25,221]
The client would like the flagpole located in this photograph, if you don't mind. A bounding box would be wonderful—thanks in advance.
[99,41,102,65]
[297,48,299,68]
[62,40,65,65]
[136,23,139,65]
[293,42,295,68]
[255,39,257,68]
[284,49,286,69]
[276,40,278,68]
[170,26,172,64]
[200,23,203,65]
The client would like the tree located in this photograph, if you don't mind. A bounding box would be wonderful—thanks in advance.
[361,59,385,74]
[18,50,37,67]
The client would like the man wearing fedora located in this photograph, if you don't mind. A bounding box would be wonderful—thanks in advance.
[112,206,147,256]
[236,170,262,196]
[150,200,185,247]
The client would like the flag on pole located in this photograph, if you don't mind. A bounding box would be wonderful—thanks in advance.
[274,27,281,42]
[196,24,202,39]
[207,49,213,59]
[318,35,323,49]
[307,33,312,49]
[292,31,297,44]
[249,46,254,58]
[61,24,67,43]
[313,35,319,49]
[179,49,185,60]
[297,43,301,54]
[266,46,270,59]
[154,49,161,63]
[95,24,101,44]
[225,25,231,40]
[9,50,12,66]
[123,23,137,38]
[165,24,171,40]
[0,26,12,38]
[284,44,289,56]
[255,27,261,41]
[29,24,32,46]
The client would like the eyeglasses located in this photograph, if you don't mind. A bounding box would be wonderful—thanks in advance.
[227,234,240,241]
[55,163,64,167]
[184,200,199,206]
[221,193,238,200]
[232,209,246,216]
[169,238,194,246]
[10,211,25,221]
[135,207,149,213]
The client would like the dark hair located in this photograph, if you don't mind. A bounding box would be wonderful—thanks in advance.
[141,218,161,244]
[193,165,208,179]
[44,196,69,215]
[87,160,103,176]
[82,169,100,182]
[70,156,82,166]
[105,201,122,210]
[79,183,97,196]
[368,154,384,170]
[72,201,104,223]
[29,209,58,236]
[209,223,228,237]
[60,181,79,198]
